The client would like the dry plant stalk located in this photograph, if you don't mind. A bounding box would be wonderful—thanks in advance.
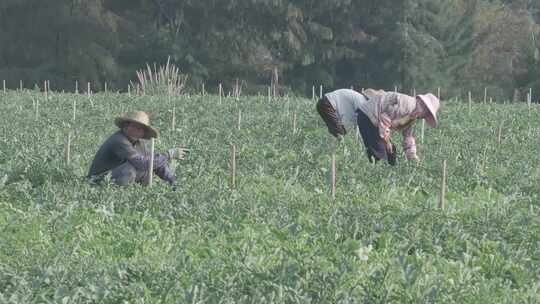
[132,56,188,96]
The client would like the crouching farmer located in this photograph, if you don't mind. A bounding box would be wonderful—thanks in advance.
[87,111,188,186]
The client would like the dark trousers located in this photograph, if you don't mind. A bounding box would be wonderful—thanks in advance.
[316,97,346,138]
[356,110,397,166]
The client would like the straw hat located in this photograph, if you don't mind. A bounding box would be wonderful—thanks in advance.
[363,88,386,100]
[416,94,440,128]
[114,111,159,139]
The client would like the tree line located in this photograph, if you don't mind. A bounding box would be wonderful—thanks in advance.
[0,0,539,100]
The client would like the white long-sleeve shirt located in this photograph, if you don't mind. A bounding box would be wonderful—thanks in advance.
[324,89,367,128]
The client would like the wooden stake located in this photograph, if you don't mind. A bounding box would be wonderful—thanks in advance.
[148,138,155,186]
[331,153,336,200]
[75,81,79,94]
[230,144,236,189]
[438,160,446,209]
[268,86,271,102]
[312,86,315,100]
[19,80,23,91]
[319,85,323,99]
[128,84,131,96]
[394,86,398,93]
[497,124,502,144]
[2,80,5,93]
[87,82,91,96]
[529,88,532,103]
[413,88,416,96]
[44,81,48,99]
[437,87,441,100]
[202,83,205,96]
[484,87,487,104]
[104,82,108,93]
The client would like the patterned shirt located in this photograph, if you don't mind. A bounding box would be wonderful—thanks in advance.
[358,92,419,160]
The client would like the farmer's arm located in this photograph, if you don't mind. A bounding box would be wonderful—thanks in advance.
[378,113,392,142]
[401,125,418,161]
[112,140,176,184]
[153,155,176,185]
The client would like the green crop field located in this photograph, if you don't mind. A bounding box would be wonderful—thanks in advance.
[0,90,539,303]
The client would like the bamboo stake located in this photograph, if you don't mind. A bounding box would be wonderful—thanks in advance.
[437,87,441,100]
[44,81,48,99]
[468,91,472,114]
[527,93,531,111]
[2,80,5,93]
[73,100,76,121]
[331,153,336,200]
[268,86,271,102]
[292,112,297,134]
[319,85,323,99]
[438,160,446,209]
[87,82,91,97]
[529,88,532,104]
[202,83,205,96]
[421,119,425,144]
[413,88,416,96]
[148,138,155,186]
[75,81,79,94]
[128,84,131,96]
[394,86,398,93]
[237,109,242,131]
[312,86,315,100]
[497,124,502,144]
[484,87,487,104]
[171,105,176,131]
[64,133,71,165]
[219,83,223,104]
[35,97,39,119]
[104,82,108,93]
[230,144,236,189]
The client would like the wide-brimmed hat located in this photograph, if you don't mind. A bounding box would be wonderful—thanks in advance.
[114,111,159,139]
[416,94,440,128]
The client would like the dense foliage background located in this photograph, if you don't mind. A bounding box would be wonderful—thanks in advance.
[1,0,539,98]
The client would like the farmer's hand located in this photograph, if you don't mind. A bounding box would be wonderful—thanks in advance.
[167,147,190,160]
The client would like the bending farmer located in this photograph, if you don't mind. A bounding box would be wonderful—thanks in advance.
[87,111,188,186]
[317,89,440,165]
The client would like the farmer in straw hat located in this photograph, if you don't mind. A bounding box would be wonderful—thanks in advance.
[87,111,188,186]
[316,88,440,165]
